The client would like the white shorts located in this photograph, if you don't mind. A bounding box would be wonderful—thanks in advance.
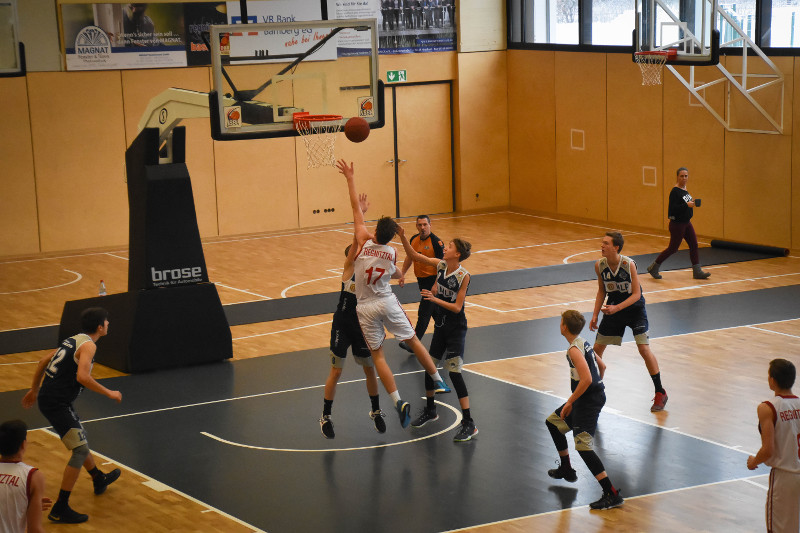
[767,468,800,533]
[357,295,416,351]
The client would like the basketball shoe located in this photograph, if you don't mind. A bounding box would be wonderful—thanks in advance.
[651,390,668,412]
[453,420,478,442]
[590,489,624,510]
[411,406,439,428]
[319,414,335,438]
[93,468,121,495]
[370,409,387,433]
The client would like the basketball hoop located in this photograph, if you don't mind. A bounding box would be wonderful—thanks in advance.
[634,50,677,86]
[293,112,343,169]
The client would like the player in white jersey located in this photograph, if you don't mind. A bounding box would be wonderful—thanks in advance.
[337,159,449,428]
[748,359,800,533]
[0,419,50,533]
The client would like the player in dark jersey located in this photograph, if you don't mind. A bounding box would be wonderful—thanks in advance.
[398,228,478,441]
[590,232,668,412]
[320,194,387,439]
[546,310,623,510]
[399,215,444,352]
[21,307,122,524]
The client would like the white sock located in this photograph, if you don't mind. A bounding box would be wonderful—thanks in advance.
[428,371,443,382]
[390,390,401,405]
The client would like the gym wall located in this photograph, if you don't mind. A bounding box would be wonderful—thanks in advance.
[507,49,800,250]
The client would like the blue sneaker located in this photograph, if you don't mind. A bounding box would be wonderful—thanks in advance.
[434,380,451,394]
[396,401,411,428]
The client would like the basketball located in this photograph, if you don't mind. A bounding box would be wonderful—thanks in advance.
[344,117,370,143]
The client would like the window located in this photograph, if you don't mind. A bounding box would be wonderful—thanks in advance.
[719,0,757,46]
[591,0,635,45]
[769,0,800,46]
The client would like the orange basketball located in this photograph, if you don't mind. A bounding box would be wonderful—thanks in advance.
[344,117,370,143]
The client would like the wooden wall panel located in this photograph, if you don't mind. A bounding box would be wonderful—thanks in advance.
[27,71,128,252]
[662,62,726,238]
[554,52,607,220]
[794,57,800,250]
[120,67,218,238]
[724,132,792,247]
[455,51,509,211]
[0,77,40,256]
[507,50,556,213]
[606,53,664,228]
[214,137,299,235]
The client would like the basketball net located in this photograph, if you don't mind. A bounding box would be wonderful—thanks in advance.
[293,113,343,169]
[634,51,670,86]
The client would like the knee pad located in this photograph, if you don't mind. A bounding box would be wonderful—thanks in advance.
[545,417,569,451]
[354,355,374,368]
[448,371,469,399]
[68,443,90,469]
[574,431,595,452]
[330,352,345,369]
[546,411,571,435]
[444,356,463,373]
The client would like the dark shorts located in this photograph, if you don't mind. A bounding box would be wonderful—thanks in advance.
[429,321,467,361]
[38,396,83,440]
[555,389,605,437]
[330,311,370,359]
[597,303,649,344]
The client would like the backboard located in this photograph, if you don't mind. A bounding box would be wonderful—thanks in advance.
[208,18,383,141]
[634,0,720,66]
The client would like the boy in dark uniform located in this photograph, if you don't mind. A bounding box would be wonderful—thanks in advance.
[546,310,623,510]
[590,232,668,412]
[398,228,478,441]
[320,193,386,439]
[21,307,122,524]
[399,215,444,352]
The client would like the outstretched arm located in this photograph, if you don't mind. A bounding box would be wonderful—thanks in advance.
[397,226,439,268]
[336,159,371,245]
[21,351,54,409]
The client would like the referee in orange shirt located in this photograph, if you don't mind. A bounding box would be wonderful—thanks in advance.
[399,215,444,352]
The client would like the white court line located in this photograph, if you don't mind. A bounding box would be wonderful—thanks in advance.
[441,473,769,532]
[233,321,330,340]
[73,371,424,427]
[201,400,461,453]
[466,367,752,455]
[104,252,129,261]
[748,325,800,340]
[468,271,800,314]
[280,276,340,298]
[0,270,82,295]
[475,237,599,254]
[742,477,769,490]
[215,283,272,300]
[29,428,266,533]
[0,361,38,366]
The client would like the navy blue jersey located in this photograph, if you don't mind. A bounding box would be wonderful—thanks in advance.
[567,336,605,394]
[39,334,93,404]
[336,274,358,316]
[432,260,469,327]
[597,255,645,308]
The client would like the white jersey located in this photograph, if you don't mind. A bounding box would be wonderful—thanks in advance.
[354,240,397,302]
[764,395,800,473]
[0,460,36,533]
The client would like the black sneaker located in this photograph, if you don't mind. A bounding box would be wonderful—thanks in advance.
[410,407,439,428]
[48,503,88,523]
[319,415,335,439]
[453,420,478,442]
[547,464,578,483]
[93,468,121,495]
[398,341,414,353]
[589,489,624,510]
[370,409,387,433]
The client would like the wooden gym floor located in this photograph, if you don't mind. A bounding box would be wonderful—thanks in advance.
[1,210,799,532]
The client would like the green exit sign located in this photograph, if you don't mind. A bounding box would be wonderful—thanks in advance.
[386,70,407,83]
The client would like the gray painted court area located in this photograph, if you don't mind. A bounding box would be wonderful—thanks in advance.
[2,286,797,531]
